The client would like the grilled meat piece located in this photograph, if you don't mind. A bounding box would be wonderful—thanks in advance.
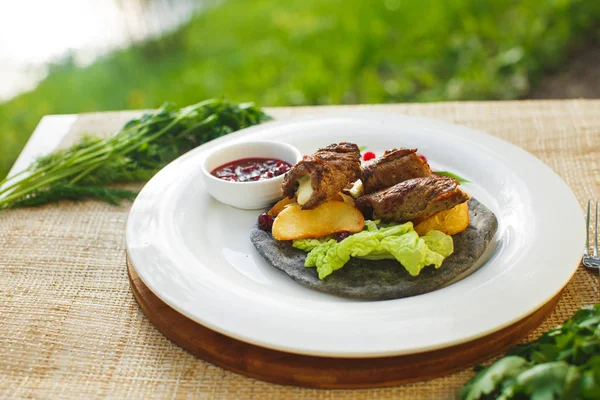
[282,142,362,209]
[355,175,469,222]
[361,148,431,194]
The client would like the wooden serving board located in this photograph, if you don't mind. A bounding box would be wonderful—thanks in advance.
[127,255,562,389]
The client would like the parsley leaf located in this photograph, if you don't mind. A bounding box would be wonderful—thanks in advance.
[459,304,600,400]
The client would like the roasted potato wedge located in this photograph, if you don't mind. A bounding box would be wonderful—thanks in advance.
[338,192,356,207]
[272,201,364,241]
[332,192,356,207]
[267,197,297,217]
[414,201,470,236]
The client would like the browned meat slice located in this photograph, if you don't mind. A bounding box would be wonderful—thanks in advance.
[281,142,361,209]
[361,148,432,194]
[355,175,469,222]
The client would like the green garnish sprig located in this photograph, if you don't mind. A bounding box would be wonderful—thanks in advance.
[434,170,470,183]
[459,304,600,400]
[0,99,271,209]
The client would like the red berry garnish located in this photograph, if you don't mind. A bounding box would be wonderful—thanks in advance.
[363,151,376,161]
[418,154,428,164]
[335,231,353,242]
[258,213,274,232]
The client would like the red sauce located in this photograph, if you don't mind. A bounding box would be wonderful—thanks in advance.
[211,158,291,182]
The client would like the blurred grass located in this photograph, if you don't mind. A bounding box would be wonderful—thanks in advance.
[1,0,599,179]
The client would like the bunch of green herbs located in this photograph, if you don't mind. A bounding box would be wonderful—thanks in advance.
[459,304,600,400]
[0,99,271,209]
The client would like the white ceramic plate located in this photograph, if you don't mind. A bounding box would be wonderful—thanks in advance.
[126,112,585,358]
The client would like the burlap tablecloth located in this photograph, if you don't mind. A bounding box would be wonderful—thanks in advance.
[1,100,599,399]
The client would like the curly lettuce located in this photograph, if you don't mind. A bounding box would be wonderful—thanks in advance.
[293,221,453,279]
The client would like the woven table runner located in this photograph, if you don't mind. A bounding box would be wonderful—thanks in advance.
[1,100,599,399]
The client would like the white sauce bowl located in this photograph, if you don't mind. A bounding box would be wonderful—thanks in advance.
[201,140,302,210]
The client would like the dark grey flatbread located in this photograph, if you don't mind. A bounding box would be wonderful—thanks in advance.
[250,198,498,300]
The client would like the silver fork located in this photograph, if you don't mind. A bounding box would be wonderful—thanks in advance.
[583,200,600,271]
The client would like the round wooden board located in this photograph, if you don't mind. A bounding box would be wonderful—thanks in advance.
[127,254,562,389]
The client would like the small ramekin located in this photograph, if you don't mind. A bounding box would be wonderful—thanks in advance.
[201,140,302,210]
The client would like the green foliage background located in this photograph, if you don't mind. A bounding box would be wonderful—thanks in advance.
[1,0,599,179]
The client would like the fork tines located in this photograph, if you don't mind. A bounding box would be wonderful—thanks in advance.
[583,200,600,270]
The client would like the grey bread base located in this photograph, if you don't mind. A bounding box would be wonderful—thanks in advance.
[250,198,498,301]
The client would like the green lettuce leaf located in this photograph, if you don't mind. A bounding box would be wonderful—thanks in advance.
[293,221,454,279]
[422,230,454,257]
[292,237,329,252]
